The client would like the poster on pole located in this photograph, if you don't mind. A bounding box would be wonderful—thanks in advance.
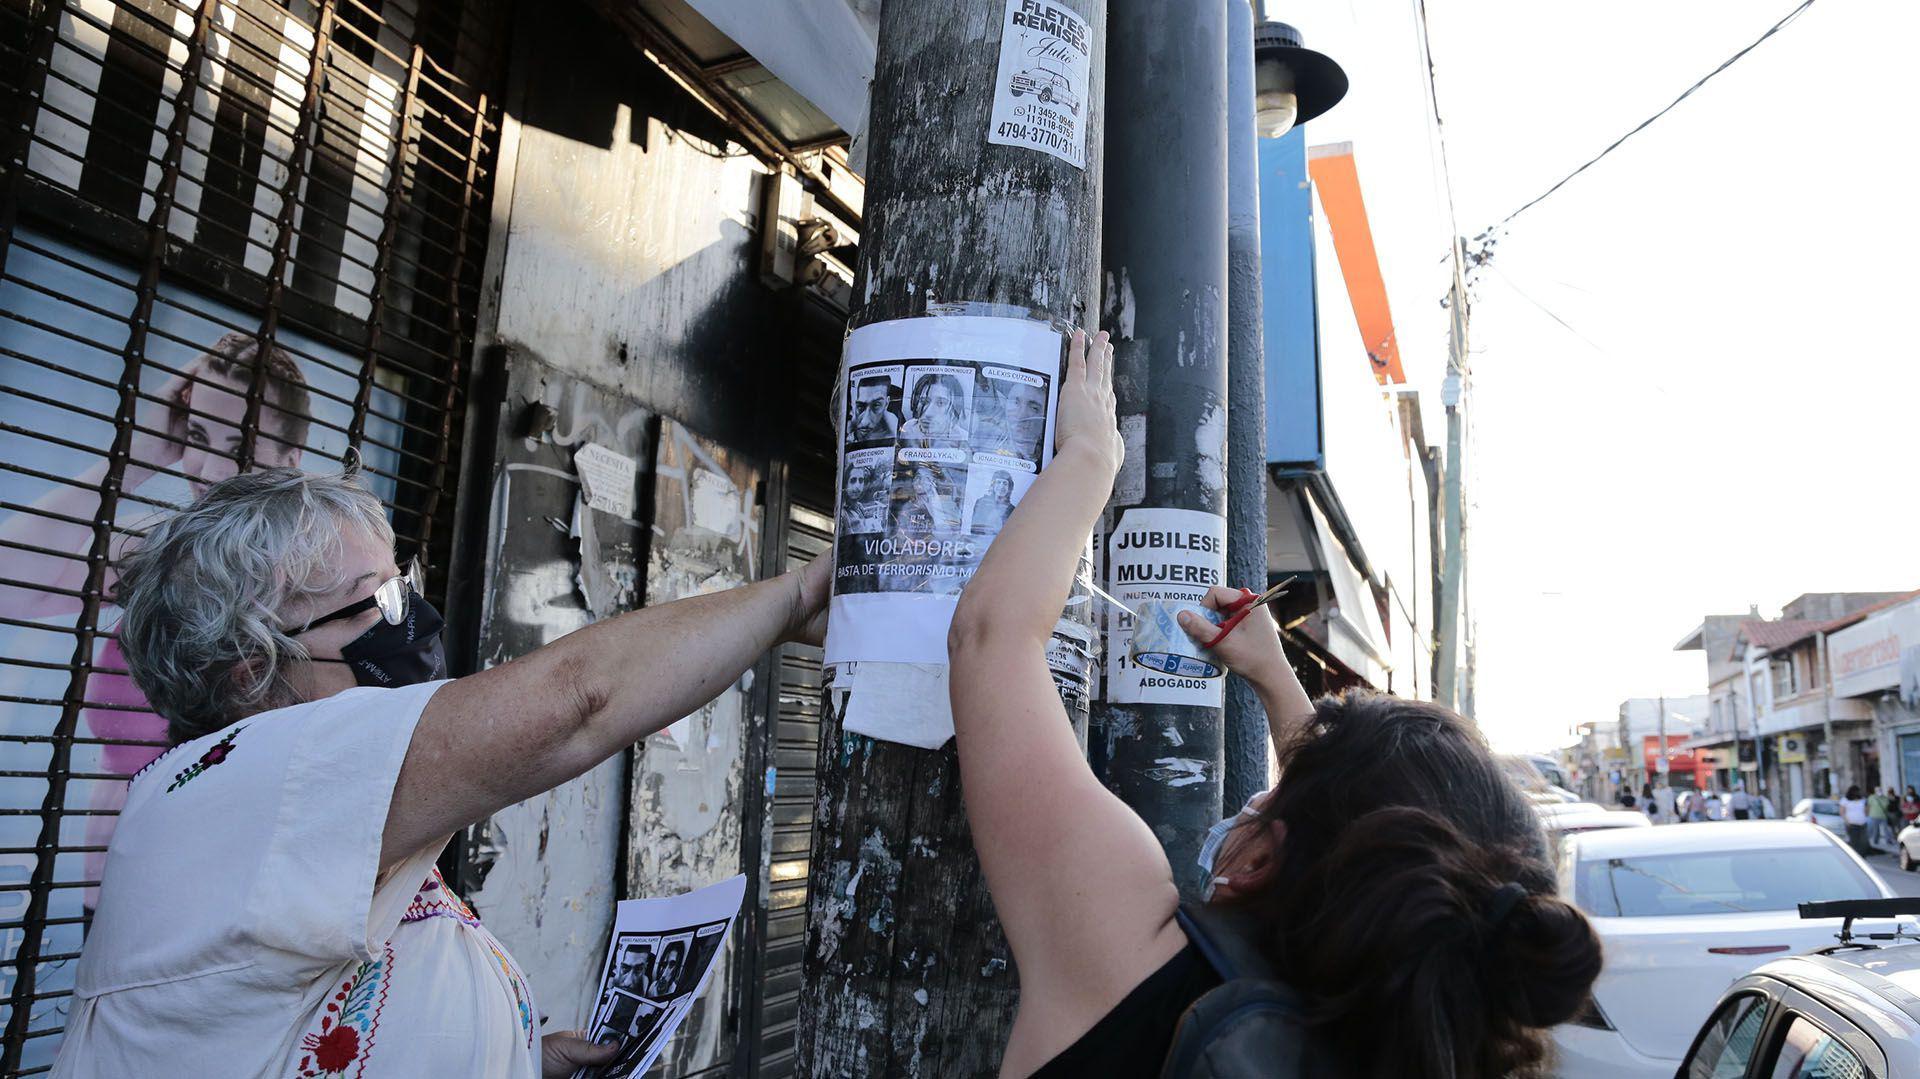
[1104,507,1228,706]
[987,0,1092,170]
[576,875,747,1079]
[824,315,1063,677]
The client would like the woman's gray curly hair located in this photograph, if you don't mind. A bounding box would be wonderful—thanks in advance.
[114,467,393,744]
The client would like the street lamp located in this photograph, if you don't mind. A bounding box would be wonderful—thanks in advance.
[1251,20,1349,137]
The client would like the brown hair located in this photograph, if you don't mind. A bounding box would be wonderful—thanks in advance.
[1224,691,1602,1077]
[174,331,313,448]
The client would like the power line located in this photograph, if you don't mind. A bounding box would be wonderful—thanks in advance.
[1483,0,1818,235]
[1412,0,1460,240]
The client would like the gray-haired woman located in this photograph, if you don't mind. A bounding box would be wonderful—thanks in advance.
[53,467,828,1079]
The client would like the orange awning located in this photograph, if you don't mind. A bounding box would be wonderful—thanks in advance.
[1306,142,1403,385]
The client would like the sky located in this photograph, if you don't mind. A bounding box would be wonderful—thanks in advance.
[1291,0,1920,752]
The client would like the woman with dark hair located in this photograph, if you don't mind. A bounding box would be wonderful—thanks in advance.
[946,329,1603,1077]
[1842,785,1871,855]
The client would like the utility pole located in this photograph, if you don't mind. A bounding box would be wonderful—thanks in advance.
[1094,0,1230,897]
[1818,629,1836,798]
[1223,0,1269,812]
[799,1,1105,1074]
[1657,695,1667,794]
[1434,237,1468,713]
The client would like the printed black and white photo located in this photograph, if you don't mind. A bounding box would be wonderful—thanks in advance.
[971,366,1049,464]
[839,447,893,535]
[845,364,903,446]
[964,462,1035,537]
[889,457,966,544]
[899,365,974,444]
[878,454,975,596]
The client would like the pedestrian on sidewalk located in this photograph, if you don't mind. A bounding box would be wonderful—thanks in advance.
[1653,784,1677,824]
[1729,783,1751,821]
[1842,786,1872,856]
[1902,786,1920,828]
[1868,787,1893,848]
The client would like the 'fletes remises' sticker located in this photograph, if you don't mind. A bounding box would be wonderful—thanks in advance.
[987,0,1091,170]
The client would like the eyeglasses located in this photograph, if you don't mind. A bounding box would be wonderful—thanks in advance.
[286,556,423,636]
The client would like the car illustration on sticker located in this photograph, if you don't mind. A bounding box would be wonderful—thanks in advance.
[1008,66,1080,115]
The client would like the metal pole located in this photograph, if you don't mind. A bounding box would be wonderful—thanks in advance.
[798,1,1105,1073]
[1094,0,1231,898]
[1223,0,1270,812]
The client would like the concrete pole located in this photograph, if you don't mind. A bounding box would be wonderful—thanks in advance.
[1657,695,1666,790]
[1223,0,1270,812]
[1093,0,1230,898]
[1434,242,1468,712]
[1819,629,1837,798]
[798,2,1104,1074]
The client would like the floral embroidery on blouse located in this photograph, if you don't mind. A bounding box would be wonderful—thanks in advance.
[165,725,246,792]
[293,943,391,1077]
[400,869,535,1046]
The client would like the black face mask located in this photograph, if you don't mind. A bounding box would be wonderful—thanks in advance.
[337,591,447,688]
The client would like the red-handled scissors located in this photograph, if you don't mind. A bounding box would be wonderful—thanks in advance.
[1199,577,1293,650]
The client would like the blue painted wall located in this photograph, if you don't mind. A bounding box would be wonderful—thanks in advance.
[1259,127,1322,467]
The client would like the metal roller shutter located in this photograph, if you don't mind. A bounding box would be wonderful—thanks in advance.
[0,0,504,1068]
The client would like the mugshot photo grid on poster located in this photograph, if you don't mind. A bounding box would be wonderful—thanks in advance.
[825,315,1067,670]
[583,919,730,1078]
[833,358,1053,599]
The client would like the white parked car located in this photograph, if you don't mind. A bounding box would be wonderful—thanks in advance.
[1550,821,1896,1078]
[1537,801,1609,819]
[1898,821,1920,872]
[1677,898,1920,1078]
[1544,809,1651,839]
[1787,797,1846,838]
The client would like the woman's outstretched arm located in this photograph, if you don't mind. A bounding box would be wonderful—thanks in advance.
[948,330,1189,1075]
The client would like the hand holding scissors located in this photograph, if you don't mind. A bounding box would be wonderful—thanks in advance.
[1193,578,1292,651]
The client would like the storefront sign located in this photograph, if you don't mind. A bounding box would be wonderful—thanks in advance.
[1829,597,1920,699]
[1642,735,1697,775]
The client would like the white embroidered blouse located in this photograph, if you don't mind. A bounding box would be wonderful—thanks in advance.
[52,681,542,1079]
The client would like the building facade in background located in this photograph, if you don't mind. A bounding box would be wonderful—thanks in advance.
[1673,592,1911,813]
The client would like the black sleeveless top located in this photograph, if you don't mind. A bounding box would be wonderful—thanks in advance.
[1030,942,1223,1077]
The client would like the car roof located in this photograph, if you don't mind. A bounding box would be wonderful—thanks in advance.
[1567,820,1836,858]
[1758,946,1920,1026]
[1548,811,1648,828]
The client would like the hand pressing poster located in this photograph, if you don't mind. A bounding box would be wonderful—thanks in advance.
[824,315,1063,671]
[576,876,747,1079]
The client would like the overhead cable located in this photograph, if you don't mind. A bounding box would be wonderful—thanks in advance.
[1484,0,1819,235]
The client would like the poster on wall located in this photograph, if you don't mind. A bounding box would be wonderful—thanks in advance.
[1103,507,1227,707]
[824,315,1062,672]
[0,229,406,1060]
[987,0,1093,169]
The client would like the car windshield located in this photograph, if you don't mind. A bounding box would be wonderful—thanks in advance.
[1576,845,1879,917]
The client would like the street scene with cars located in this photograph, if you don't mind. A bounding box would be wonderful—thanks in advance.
[1524,589,1920,1076]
